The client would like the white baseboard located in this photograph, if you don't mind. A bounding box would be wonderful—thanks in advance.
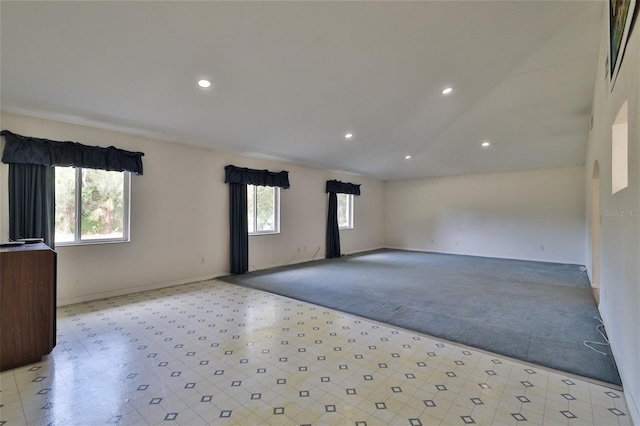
[247,255,319,272]
[56,272,226,307]
[384,245,585,266]
[247,246,385,272]
[341,246,386,256]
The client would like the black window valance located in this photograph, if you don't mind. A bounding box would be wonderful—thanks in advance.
[1,130,145,175]
[224,165,290,189]
[326,179,361,195]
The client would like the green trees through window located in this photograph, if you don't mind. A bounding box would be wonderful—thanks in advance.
[337,193,354,229]
[248,184,279,234]
[55,167,130,243]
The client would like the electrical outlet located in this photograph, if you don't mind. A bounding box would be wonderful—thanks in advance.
[540,245,544,251]
[201,257,205,264]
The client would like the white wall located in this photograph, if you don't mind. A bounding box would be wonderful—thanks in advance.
[0,111,385,305]
[384,167,586,264]
[584,8,639,423]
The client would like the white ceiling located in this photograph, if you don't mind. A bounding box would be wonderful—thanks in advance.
[0,1,603,181]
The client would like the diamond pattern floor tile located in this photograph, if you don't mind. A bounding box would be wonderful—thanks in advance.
[0,280,631,425]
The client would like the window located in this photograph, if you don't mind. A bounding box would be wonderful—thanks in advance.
[337,193,354,230]
[54,167,130,244]
[611,99,628,194]
[247,184,280,235]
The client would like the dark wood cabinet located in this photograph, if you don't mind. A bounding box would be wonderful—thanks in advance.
[0,243,56,371]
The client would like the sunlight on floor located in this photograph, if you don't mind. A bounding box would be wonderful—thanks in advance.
[0,280,631,425]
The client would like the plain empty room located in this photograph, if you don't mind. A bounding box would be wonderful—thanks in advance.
[0,1,638,425]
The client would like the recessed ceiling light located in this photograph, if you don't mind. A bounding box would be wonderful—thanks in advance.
[442,87,453,95]
[198,79,211,88]
[404,155,412,160]
[481,141,491,147]
[345,133,353,140]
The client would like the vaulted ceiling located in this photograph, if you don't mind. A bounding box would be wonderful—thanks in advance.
[1,1,603,180]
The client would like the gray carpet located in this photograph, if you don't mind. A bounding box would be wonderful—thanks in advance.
[220,249,621,385]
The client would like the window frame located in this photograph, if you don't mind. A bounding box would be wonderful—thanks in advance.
[611,99,628,195]
[247,184,280,236]
[337,193,354,230]
[55,167,131,246]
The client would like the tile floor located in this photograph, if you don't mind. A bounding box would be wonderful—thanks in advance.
[0,280,631,425]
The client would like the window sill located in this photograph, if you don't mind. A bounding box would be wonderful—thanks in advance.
[56,239,130,247]
[249,231,280,236]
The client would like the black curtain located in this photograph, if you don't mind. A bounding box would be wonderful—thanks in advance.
[325,180,361,259]
[1,130,144,175]
[325,179,361,195]
[8,163,55,248]
[326,192,340,258]
[225,165,290,274]
[224,164,289,188]
[229,183,248,274]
